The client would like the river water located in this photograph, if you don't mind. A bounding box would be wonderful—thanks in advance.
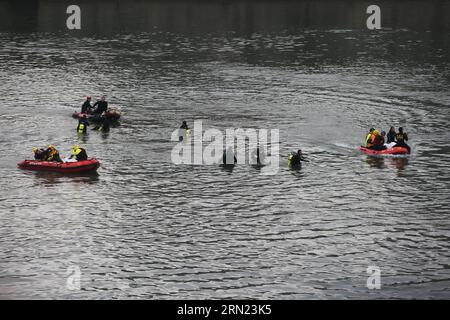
[0,0,449,299]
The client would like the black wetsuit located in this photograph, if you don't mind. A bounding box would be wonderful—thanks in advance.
[45,149,63,162]
[93,117,111,132]
[386,131,396,144]
[81,100,92,114]
[92,100,108,115]
[73,148,88,161]
[34,149,47,160]
[290,153,306,167]
[394,132,410,152]
[101,118,111,132]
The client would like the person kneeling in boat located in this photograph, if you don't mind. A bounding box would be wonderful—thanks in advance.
[77,115,90,133]
[44,145,63,162]
[365,129,379,149]
[288,149,308,167]
[394,127,411,153]
[365,128,375,147]
[69,145,88,161]
[32,147,48,160]
[372,131,387,151]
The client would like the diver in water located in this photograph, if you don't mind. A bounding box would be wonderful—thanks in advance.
[255,147,262,165]
[77,115,90,133]
[179,121,189,141]
[394,127,411,153]
[222,147,237,165]
[288,149,307,167]
[93,117,110,132]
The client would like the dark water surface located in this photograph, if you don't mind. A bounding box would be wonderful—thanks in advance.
[0,0,450,299]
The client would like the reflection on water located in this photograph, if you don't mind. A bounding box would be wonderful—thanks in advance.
[365,156,386,169]
[389,157,409,171]
[365,155,409,171]
[32,171,100,184]
[77,132,89,144]
[0,0,450,300]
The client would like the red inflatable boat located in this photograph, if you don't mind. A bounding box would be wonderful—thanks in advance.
[72,110,121,122]
[358,146,410,155]
[18,158,100,173]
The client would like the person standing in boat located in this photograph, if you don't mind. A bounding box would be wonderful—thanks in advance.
[81,96,93,114]
[92,95,108,115]
[394,127,411,153]
[386,126,396,144]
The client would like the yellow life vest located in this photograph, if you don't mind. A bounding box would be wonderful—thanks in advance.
[365,133,372,147]
[78,123,85,133]
[287,154,293,166]
[46,149,57,161]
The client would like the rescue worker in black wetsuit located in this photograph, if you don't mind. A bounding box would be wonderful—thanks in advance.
[387,126,396,144]
[288,149,307,167]
[69,145,88,161]
[256,147,261,165]
[32,147,47,160]
[81,96,92,114]
[394,127,411,153]
[93,117,110,132]
[372,131,387,151]
[179,121,189,141]
[77,115,89,133]
[44,145,63,162]
[92,95,108,115]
